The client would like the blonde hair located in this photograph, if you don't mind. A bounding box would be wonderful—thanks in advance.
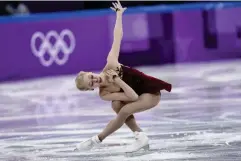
[75,71,89,91]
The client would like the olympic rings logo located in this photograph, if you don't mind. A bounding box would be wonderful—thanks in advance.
[30,29,76,67]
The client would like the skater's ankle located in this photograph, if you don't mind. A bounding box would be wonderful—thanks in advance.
[133,129,143,133]
[97,134,104,142]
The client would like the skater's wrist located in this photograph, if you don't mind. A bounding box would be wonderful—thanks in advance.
[113,75,120,81]
[113,76,121,82]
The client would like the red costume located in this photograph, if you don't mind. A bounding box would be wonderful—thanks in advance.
[118,65,172,96]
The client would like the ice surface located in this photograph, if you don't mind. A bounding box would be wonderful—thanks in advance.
[0,60,240,161]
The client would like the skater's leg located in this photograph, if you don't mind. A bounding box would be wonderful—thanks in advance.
[112,101,142,132]
[98,93,160,141]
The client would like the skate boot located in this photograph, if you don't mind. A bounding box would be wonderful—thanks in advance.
[126,131,150,153]
[75,135,101,151]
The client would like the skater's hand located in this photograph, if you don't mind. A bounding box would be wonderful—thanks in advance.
[110,0,127,14]
[105,69,119,83]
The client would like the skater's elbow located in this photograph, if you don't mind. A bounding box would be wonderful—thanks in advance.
[129,94,139,101]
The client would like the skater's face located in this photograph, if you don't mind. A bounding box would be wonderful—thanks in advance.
[82,72,102,90]
[75,71,104,91]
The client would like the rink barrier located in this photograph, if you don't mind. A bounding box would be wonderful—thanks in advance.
[0,2,241,23]
[1,2,241,81]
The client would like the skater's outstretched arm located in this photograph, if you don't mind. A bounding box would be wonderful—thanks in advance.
[106,0,127,64]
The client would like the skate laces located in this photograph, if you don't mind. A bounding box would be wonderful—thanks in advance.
[134,132,140,140]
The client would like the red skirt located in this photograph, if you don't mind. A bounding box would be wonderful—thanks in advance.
[119,65,172,96]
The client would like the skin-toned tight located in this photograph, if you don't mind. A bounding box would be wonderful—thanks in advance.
[111,100,142,133]
[98,93,160,141]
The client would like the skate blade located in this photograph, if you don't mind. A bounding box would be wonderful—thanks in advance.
[125,144,151,157]
[74,148,85,152]
[73,147,92,152]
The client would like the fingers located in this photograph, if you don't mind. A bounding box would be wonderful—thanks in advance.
[106,71,112,76]
[116,0,122,9]
[105,70,112,76]
[117,0,121,6]
[105,70,113,82]
[106,69,116,76]
[110,7,115,11]
[112,1,122,9]
[112,2,118,8]
[106,70,111,76]
[111,0,126,13]
[109,69,116,74]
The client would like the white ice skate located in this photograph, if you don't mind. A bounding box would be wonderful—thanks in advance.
[75,135,101,151]
[125,131,150,154]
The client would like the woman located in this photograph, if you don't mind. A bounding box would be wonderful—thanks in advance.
[75,0,172,152]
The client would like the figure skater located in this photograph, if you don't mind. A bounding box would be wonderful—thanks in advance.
[75,0,172,152]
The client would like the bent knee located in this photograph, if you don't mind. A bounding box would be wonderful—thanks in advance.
[111,101,122,113]
[118,108,132,118]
